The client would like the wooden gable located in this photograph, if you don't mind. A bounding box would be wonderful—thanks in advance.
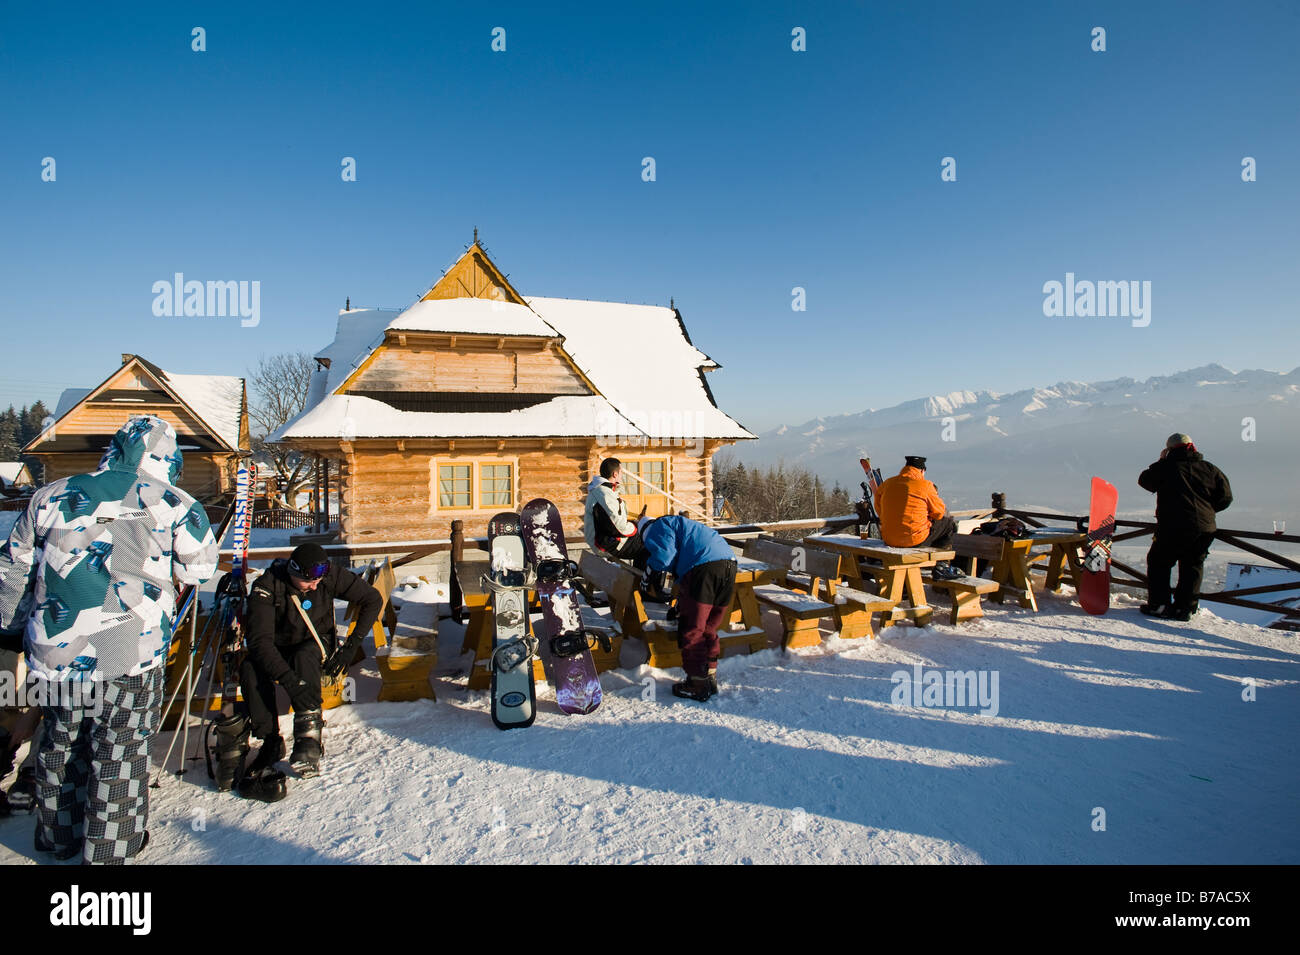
[339,239,597,403]
[27,358,229,455]
[420,239,526,305]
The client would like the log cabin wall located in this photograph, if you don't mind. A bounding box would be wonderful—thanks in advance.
[335,439,723,543]
[34,450,232,503]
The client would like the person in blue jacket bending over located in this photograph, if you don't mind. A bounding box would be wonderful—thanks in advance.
[639,516,737,702]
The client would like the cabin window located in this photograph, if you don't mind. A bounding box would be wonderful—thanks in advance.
[620,457,670,518]
[432,459,517,512]
[438,464,473,509]
[480,464,513,507]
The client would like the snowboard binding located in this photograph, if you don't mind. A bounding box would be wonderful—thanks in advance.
[534,558,580,585]
[492,635,538,672]
[549,631,589,658]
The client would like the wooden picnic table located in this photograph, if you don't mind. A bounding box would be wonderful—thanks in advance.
[806,534,955,627]
[990,528,1086,612]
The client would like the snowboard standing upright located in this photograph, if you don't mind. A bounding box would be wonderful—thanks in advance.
[483,512,537,730]
[1078,477,1118,616]
[520,499,602,715]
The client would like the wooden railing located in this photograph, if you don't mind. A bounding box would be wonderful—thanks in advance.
[991,492,1300,628]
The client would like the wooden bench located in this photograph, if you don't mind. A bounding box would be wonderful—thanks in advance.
[753,535,899,638]
[365,559,438,703]
[575,551,630,672]
[743,538,883,647]
[915,534,1002,625]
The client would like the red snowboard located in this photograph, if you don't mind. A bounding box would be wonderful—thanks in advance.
[1078,477,1117,615]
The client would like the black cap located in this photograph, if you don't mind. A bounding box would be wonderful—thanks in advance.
[288,543,330,580]
[904,455,927,470]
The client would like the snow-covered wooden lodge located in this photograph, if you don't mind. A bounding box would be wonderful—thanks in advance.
[271,238,754,543]
[26,354,249,504]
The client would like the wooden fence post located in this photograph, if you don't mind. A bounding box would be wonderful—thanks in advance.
[449,519,464,622]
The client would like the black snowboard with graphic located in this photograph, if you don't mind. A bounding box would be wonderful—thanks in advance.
[519,499,601,715]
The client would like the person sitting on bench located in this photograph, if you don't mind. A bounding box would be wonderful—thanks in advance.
[874,455,961,580]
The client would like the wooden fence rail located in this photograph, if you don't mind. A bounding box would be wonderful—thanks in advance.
[995,495,1300,626]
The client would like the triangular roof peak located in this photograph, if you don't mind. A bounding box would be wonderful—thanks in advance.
[421,234,527,306]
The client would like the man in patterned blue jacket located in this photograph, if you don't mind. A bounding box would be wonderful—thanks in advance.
[0,415,218,863]
[639,515,737,702]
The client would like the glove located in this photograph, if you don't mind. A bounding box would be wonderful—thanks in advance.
[282,675,321,712]
[322,638,360,680]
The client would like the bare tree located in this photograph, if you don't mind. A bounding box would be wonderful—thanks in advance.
[247,352,316,508]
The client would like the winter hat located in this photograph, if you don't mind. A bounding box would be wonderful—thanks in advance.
[288,543,330,580]
[637,516,656,533]
[1166,433,1194,449]
[904,455,927,470]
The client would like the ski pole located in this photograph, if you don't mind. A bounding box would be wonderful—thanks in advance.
[618,468,715,523]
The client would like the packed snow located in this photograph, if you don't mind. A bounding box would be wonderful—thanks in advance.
[2,577,1294,865]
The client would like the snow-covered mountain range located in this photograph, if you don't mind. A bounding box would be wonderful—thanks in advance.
[735,364,1300,527]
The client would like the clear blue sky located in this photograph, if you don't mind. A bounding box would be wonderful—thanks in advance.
[2,1,1296,432]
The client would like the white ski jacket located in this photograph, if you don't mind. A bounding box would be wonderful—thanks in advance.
[583,476,637,553]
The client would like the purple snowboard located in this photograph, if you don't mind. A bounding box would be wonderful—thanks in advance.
[520,499,602,715]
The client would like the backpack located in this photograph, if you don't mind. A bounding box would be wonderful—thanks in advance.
[973,517,1030,540]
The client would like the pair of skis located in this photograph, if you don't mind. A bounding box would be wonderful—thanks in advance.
[858,457,1117,615]
[484,498,603,730]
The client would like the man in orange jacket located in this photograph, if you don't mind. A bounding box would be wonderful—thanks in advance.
[873,456,960,576]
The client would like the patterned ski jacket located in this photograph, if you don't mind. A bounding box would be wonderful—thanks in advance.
[0,415,218,681]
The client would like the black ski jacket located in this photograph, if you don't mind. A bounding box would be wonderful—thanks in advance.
[1137,447,1233,535]
[245,560,381,684]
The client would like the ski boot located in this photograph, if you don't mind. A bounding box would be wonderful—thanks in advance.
[238,743,288,803]
[930,561,964,582]
[6,766,36,813]
[290,710,323,778]
[212,713,251,793]
[671,674,718,702]
[1139,603,1169,617]
[34,826,81,861]
[246,734,285,774]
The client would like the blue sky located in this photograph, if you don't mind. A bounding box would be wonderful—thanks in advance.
[1,1,1296,432]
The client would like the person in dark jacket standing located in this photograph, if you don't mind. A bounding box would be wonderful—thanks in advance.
[1138,433,1232,621]
[639,516,737,701]
[232,543,381,783]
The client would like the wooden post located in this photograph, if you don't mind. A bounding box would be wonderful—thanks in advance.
[449,520,465,622]
[323,458,330,531]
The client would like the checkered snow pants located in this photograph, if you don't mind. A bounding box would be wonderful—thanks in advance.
[36,667,162,865]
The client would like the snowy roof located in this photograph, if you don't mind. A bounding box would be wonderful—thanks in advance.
[44,361,246,452]
[287,297,754,442]
[0,463,32,487]
[526,296,751,440]
[1213,563,1300,629]
[54,388,93,420]
[272,393,641,440]
[163,372,245,451]
[389,298,557,338]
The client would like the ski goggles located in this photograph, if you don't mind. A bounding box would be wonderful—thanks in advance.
[288,557,330,581]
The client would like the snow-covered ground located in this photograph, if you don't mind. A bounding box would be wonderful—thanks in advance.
[2,577,1295,865]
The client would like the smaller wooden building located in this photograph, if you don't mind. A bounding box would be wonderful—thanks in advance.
[0,462,35,492]
[26,354,249,505]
